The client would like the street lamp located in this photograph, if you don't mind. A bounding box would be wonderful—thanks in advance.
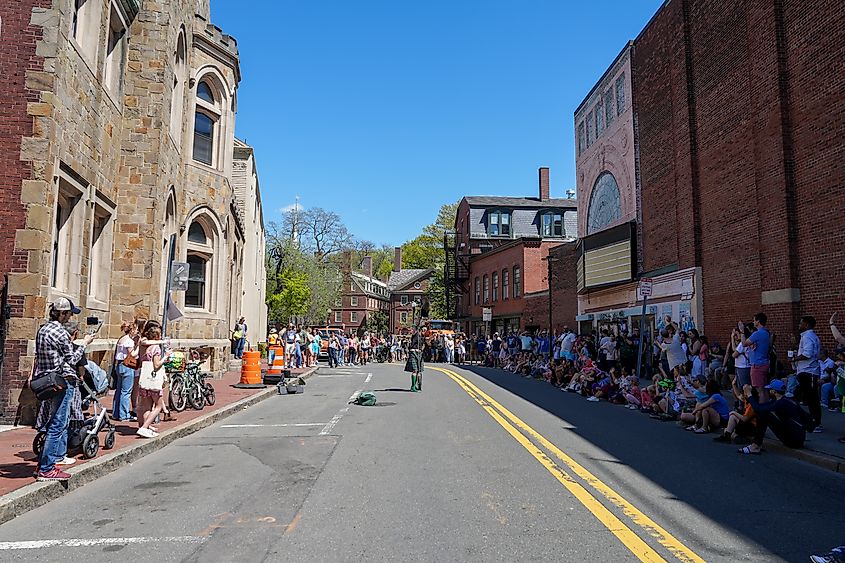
[543,255,560,336]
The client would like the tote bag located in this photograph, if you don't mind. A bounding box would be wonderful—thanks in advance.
[139,360,165,391]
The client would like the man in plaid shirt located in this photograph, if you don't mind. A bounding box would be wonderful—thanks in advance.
[34,298,95,481]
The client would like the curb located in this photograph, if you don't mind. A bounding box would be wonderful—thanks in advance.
[763,438,845,474]
[0,367,317,526]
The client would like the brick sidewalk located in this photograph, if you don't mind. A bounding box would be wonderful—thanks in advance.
[0,367,312,497]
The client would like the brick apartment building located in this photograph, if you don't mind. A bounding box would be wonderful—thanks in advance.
[333,256,390,332]
[0,0,267,422]
[572,0,844,349]
[387,248,433,334]
[446,168,578,336]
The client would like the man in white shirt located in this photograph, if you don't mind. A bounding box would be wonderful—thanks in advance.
[794,315,822,432]
[561,328,577,361]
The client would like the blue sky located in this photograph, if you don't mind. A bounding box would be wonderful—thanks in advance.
[213,1,663,246]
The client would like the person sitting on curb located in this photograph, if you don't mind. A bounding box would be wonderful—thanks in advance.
[714,375,757,443]
[738,379,812,454]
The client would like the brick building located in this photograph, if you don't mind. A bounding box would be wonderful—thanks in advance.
[0,0,267,422]
[333,256,390,333]
[446,168,578,336]
[387,248,433,334]
[573,0,844,349]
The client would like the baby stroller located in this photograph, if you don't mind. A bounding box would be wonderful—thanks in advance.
[374,344,390,363]
[33,361,116,460]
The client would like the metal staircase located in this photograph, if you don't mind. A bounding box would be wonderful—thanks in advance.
[443,231,470,321]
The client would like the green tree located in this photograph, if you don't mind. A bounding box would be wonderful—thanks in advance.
[365,310,389,336]
[277,268,310,317]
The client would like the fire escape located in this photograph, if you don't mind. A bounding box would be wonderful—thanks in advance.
[443,230,470,321]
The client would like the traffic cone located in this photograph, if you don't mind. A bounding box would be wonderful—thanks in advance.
[234,350,264,388]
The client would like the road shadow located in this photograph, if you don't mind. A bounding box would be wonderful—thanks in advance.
[457,365,845,561]
[371,388,414,393]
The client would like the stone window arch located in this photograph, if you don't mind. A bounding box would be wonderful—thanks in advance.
[587,172,622,234]
[183,210,222,311]
[170,28,187,145]
[191,69,229,167]
[160,188,178,304]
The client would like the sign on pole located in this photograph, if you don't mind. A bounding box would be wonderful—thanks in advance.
[482,308,492,322]
[171,262,190,292]
[639,277,653,298]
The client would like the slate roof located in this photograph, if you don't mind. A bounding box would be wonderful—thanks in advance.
[387,269,432,291]
[464,196,577,208]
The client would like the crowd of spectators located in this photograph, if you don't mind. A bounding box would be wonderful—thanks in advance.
[462,311,845,455]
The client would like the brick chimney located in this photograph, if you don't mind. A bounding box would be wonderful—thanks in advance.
[394,247,402,272]
[539,167,550,201]
[361,256,373,278]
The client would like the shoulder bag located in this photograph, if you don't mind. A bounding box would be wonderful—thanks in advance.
[139,360,165,391]
[30,368,69,401]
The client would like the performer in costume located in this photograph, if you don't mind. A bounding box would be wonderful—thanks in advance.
[405,326,425,392]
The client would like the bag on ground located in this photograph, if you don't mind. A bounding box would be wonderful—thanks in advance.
[351,392,377,406]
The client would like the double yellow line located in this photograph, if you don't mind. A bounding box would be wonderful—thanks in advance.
[431,367,704,563]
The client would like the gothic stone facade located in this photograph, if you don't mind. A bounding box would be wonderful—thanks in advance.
[0,0,261,422]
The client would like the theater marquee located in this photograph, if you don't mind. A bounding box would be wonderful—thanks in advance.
[576,222,636,293]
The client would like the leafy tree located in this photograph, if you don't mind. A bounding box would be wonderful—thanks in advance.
[276,268,310,317]
[365,310,389,336]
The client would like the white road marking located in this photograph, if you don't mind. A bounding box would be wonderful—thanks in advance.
[0,536,203,550]
[318,374,366,378]
[220,423,326,428]
[365,372,373,383]
[319,387,364,436]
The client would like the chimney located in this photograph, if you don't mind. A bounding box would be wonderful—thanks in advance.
[394,247,402,273]
[539,167,550,201]
[361,256,373,278]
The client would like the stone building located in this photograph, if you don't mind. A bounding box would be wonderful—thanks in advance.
[573,0,844,348]
[0,0,266,421]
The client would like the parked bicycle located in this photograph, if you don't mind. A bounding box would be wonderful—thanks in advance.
[168,349,216,412]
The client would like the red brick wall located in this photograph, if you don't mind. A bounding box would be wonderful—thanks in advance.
[632,0,844,349]
[549,243,579,331]
[0,0,50,419]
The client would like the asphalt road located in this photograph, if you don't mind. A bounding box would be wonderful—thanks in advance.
[0,362,842,562]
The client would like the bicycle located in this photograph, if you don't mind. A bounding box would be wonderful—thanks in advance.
[169,350,216,411]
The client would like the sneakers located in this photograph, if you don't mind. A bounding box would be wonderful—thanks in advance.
[36,468,71,481]
[813,425,824,433]
[810,548,845,563]
[56,456,76,466]
[586,396,600,402]
[136,427,158,438]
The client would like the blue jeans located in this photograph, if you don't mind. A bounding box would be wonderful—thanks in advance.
[295,344,302,368]
[112,363,135,420]
[268,348,276,366]
[338,349,345,365]
[234,337,246,359]
[38,383,74,472]
[328,348,338,368]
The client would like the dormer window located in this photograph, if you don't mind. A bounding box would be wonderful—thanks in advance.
[488,210,510,237]
[541,211,564,237]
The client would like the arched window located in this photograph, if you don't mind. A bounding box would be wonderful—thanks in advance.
[587,172,622,234]
[187,221,207,243]
[541,211,564,237]
[513,266,521,297]
[487,210,511,237]
[170,30,187,144]
[160,190,178,304]
[192,76,224,166]
[197,82,214,103]
[185,215,217,310]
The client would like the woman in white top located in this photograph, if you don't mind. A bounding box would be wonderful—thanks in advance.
[732,325,753,388]
[113,321,138,421]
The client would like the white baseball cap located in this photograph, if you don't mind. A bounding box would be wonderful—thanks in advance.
[51,297,81,314]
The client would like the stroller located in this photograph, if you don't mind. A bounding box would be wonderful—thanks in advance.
[33,362,117,460]
[374,344,390,363]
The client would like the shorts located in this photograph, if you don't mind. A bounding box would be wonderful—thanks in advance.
[750,364,769,387]
[735,367,751,388]
[285,343,296,356]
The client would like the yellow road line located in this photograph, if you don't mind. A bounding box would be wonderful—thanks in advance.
[433,367,705,563]
[435,368,665,563]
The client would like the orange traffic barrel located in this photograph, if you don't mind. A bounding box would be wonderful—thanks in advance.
[234,350,264,388]
[268,346,285,374]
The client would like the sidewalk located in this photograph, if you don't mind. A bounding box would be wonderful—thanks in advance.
[0,365,316,522]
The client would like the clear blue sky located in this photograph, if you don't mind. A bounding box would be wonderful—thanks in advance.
[212,1,663,246]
